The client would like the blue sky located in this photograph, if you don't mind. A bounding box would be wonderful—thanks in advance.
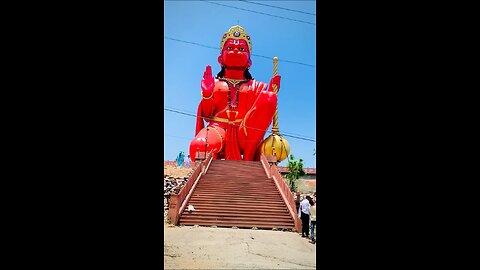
[164,0,316,167]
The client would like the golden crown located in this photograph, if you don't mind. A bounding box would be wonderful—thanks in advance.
[220,25,252,53]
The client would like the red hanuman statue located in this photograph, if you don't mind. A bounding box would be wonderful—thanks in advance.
[189,25,280,162]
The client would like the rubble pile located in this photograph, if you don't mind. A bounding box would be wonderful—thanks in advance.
[163,165,194,221]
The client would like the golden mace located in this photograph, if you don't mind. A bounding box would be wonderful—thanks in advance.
[261,57,290,162]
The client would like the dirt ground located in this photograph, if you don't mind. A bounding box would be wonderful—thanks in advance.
[164,164,194,178]
[163,163,316,269]
[164,225,316,269]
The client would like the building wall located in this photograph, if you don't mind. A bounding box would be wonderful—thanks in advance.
[280,173,316,193]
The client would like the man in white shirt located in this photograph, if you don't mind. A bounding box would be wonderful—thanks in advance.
[298,196,312,238]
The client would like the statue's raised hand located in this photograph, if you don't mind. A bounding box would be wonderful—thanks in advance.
[267,74,281,93]
[201,65,215,98]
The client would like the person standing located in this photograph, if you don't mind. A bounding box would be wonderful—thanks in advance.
[185,155,191,167]
[309,200,316,244]
[298,195,311,238]
[176,151,185,167]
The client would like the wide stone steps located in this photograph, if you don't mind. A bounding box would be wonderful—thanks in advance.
[207,168,265,173]
[201,175,270,180]
[179,206,290,215]
[187,197,286,204]
[196,185,275,190]
[196,181,276,186]
[188,200,286,207]
[197,185,280,191]
[178,219,295,230]
[181,211,291,219]
[199,176,273,180]
[178,159,295,229]
[206,161,263,167]
[183,211,288,218]
[184,201,289,210]
[193,187,277,193]
[190,193,281,199]
[192,185,277,194]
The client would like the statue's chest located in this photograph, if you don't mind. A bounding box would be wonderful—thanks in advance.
[213,82,250,106]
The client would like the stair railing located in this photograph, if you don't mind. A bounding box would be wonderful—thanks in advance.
[260,153,272,178]
[260,153,302,233]
[168,151,213,225]
[202,150,214,174]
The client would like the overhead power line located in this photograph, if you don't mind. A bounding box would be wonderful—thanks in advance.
[164,37,218,50]
[165,106,316,141]
[164,37,316,68]
[165,107,316,142]
[164,107,316,143]
[238,0,316,16]
[164,134,193,141]
[201,0,316,26]
[248,54,315,68]
[165,133,283,144]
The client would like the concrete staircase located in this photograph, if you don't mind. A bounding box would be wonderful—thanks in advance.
[178,159,295,230]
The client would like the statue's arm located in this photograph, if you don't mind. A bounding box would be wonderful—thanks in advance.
[195,97,215,135]
[195,65,216,135]
[246,75,280,109]
[248,80,268,105]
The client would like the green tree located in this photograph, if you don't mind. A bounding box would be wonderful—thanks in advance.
[285,154,306,192]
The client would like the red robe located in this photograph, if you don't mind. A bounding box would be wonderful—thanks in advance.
[195,79,268,160]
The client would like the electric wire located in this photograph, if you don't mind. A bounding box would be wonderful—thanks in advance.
[166,133,281,144]
[164,107,316,143]
[165,107,315,140]
[201,1,316,26]
[164,37,218,51]
[165,106,316,141]
[164,37,316,68]
[238,0,316,16]
[164,134,193,141]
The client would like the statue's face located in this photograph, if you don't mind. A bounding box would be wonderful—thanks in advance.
[218,39,251,69]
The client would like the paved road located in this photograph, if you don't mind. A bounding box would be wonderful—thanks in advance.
[164,225,316,269]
